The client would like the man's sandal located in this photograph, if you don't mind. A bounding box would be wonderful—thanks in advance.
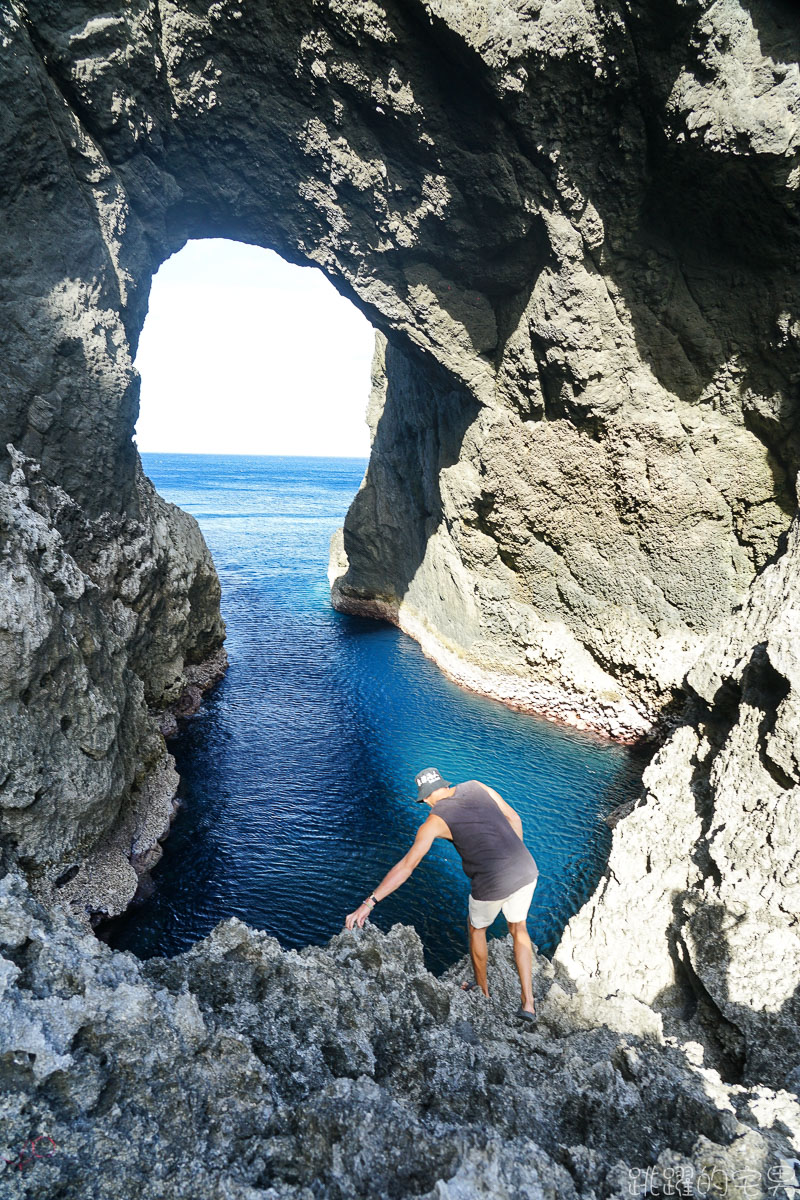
[516,1004,537,1023]
[460,981,482,992]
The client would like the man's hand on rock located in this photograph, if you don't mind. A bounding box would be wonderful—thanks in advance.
[345,898,375,930]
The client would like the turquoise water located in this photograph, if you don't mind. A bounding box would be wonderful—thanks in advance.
[102,454,647,973]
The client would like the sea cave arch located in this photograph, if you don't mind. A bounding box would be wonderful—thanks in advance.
[1,0,799,949]
[132,238,376,458]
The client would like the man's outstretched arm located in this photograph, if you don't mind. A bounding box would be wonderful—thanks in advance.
[345,814,448,929]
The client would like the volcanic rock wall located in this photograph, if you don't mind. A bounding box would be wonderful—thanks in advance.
[331,0,800,740]
[555,489,800,1093]
[1,1,799,1192]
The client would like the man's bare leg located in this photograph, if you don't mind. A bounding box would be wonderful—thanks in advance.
[507,920,535,1013]
[466,919,489,996]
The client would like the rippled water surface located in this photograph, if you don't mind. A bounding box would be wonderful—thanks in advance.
[103,454,648,972]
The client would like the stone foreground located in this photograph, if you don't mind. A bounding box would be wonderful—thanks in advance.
[1,872,798,1200]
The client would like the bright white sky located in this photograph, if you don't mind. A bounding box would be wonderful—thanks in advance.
[134,239,375,456]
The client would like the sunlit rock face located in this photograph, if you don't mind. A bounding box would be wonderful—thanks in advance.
[329,0,800,740]
[0,441,225,923]
[556,490,800,1092]
[1,1,800,1188]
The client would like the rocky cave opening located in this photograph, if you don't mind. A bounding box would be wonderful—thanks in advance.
[87,235,649,976]
[2,1,800,1194]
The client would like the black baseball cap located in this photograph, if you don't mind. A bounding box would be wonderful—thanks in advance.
[414,767,450,803]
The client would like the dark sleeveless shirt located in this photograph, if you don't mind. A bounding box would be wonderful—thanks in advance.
[433,780,538,901]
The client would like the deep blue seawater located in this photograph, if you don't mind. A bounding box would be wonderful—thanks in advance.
[102,453,647,973]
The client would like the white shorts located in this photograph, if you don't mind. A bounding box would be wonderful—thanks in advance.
[468,879,537,930]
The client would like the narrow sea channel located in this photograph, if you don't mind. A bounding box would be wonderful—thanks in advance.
[102,453,648,973]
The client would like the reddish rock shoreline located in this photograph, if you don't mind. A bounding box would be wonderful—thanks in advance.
[331,584,654,747]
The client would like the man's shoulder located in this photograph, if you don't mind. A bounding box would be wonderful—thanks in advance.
[448,780,494,802]
[426,810,450,825]
[467,779,495,797]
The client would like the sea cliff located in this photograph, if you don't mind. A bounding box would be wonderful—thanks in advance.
[1,1,798,1195]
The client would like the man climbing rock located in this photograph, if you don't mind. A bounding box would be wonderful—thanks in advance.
[345,768,539,1023]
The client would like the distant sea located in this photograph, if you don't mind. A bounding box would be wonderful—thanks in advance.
[101,453,647,973]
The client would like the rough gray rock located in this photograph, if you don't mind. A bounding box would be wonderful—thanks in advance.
[0,444,225,924]
[1,871,798,1199]
[555,481,800,1093]
[1,1,800,1193]
[330,0,800,738]
[1,4,797,825]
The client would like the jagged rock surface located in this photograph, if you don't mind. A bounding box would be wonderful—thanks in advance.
[0,444,225,922]
[1,1,800,1194]
[1,3,797,819]
[1,871,798,1199]
[555,485,800,1094]
[330,0,800,738]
